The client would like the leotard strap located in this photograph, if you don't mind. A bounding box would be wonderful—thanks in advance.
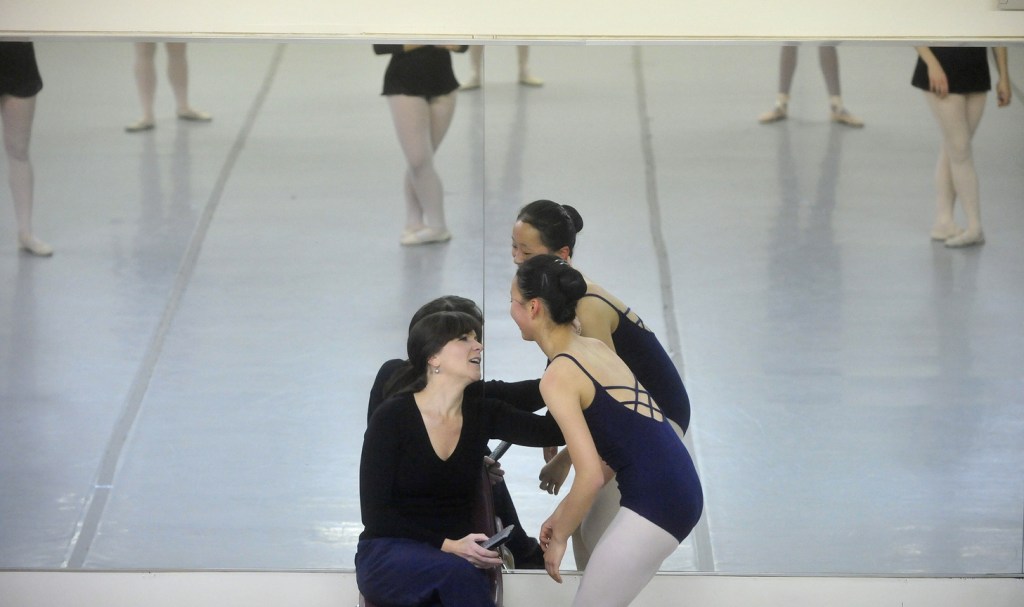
[550,353,663,420]
[581,292,648,331]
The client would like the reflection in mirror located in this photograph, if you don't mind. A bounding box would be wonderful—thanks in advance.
[0,41,1021,576]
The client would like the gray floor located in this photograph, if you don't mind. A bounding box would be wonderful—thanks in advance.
[1,41,1022,575]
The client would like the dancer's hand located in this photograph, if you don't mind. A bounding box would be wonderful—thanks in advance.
[997,79,1012,107]
[442,534,504,568]
[538,521,567,583]
[926,64,949,98]
[539,453,571,495]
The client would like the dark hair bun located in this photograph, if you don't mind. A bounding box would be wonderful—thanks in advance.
[562,204,584,234]
[556,262,587,301]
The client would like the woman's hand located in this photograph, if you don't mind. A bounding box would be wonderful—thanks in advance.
[538,452,571,495]
[538,519,567,583]
[441,534,504,568]
[483,456,505,485]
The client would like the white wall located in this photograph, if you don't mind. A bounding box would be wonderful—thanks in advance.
[2,0,1024,41]
[1,570,1022,606]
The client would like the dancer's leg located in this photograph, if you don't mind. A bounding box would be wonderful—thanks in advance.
[759,46,796,123]
[820,46,864,127]
[573,479,620,570]
[572,508,678,607]
[2,94,51,256]
[167,43,211,121]
[925,91,987,246]
[461,46,483,90]
[388,94,454,238]
[819,46,841,97]
[127,42,158,131]
[517,46,543,86]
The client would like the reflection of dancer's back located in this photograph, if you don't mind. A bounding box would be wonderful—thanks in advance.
[759,46,864,128]
[374,44,467,246]
[1,41,52,256]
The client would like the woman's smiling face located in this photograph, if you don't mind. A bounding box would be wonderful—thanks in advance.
[430,330,483,381]
[511,220,551,266]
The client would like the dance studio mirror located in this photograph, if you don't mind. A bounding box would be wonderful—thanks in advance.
[1,40,1022,576]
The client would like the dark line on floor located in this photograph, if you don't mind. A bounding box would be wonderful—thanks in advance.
[62,43,288,569]
[631,45,716,572]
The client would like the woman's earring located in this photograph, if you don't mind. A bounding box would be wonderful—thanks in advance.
[433,366,440,374]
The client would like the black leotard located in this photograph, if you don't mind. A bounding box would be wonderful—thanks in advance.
[583,293,691,433]
[554,353,703,542]
[373,45,468,99]
[0,42,43,98]
[912,47,991,95]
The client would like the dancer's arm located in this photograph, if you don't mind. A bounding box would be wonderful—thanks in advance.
[536,361,606,583]
[915,47,948,98]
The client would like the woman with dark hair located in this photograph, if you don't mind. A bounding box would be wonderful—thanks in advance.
[366,295,549,569]
[356,310,563,606]
[512,198,692,568]
[912,46,1011,248]
[510,255,702,605]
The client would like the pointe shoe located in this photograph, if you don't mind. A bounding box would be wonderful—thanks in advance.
[19,234,54,257]
[830,107,864,128]
[758,104,788,124]
[518,74,544,87]
[460,77,481,91]
[177,108,212,122]
[400,227,452,246]
[945,230,984,248]
[125,119,155,133]
[930,223,964,241]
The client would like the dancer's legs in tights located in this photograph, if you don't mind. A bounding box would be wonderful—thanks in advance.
[925,91,987,245]
[2,94,50,256]
[132,42,159,124]
[572,508,678,607]
[387,93,456,233]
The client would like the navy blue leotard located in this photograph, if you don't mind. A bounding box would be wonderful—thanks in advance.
[554,353,703,542]
[583,293,691,433]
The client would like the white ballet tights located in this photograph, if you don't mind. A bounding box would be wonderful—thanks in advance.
[777,46,842,98]
[2,94,38,241]
[133,42,194,120]
[924,91,987,237]
[571,478,621,570]
[386,93,455,232]
[572,507,679,607]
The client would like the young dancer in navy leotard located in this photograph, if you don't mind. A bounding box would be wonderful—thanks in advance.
[510,254,702,606]
[511,198,692,568]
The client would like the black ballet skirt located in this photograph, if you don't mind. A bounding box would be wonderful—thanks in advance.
[373,45,468,99]
[0,42,44,98]
[912,47,990,95]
